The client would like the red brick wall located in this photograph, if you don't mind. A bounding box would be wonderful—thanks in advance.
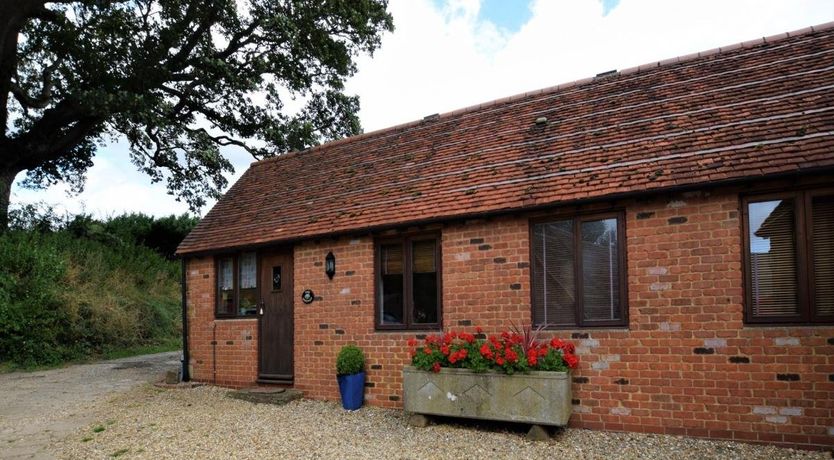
[292,237,385,403]
[577,190,833,449]
[185,185,834,449]
[291,218,533,407]
[185,256,258,387]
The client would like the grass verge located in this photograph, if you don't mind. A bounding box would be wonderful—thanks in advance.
[101,337,182,360]
[0,337,182,373]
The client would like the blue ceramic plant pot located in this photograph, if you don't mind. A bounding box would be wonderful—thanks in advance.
[337,371,366,410]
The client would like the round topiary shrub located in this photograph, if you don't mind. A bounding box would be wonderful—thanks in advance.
[336,344,365,376]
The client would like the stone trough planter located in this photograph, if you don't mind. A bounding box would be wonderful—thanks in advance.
[402,366,571,437]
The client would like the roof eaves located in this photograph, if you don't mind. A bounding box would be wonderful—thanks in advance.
[176,165,834,257]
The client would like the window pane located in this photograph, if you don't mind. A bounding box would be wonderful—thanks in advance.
[272,266,282,291]
[382,243,403,275]
[812,195,834,317]
[217,257,235,315]
[239,287,258,315]
[238,252,257,315]
[581,218,621,322]
[413,240,436,273]
[747,199,799,318]
[412,240,438,324]
[239,252,256,289]
[531,220,576,326]
[380,243,404,325]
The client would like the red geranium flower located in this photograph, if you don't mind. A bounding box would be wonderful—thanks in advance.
[408,326,578,375]
[480,343,493,359]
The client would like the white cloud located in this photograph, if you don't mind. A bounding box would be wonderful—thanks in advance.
[349,0,834,132]
[11,140,254,218]
[11,0,834,217]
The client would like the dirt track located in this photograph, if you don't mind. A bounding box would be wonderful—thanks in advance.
[0,351,180,459]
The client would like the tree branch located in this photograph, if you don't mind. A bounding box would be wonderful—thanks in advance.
[214,19,261,60]
[18,116,100,170]
[166,4,215,71]
[10,59,60,109]
[184,125,262,159]
[10,99,86,167]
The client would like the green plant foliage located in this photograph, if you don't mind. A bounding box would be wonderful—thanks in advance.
[336,344,365,376]
[0,231,69,365]
[0,210,192,367]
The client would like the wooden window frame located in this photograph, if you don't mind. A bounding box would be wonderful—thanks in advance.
[742,188,834,325]
[529,210,628,329]
[374,233,442,331]
[214,252,258,319]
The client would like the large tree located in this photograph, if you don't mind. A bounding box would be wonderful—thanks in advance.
[0,0,393,228]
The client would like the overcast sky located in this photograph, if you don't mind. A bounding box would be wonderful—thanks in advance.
[11,0,834,218]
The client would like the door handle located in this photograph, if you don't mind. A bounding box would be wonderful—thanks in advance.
[259,301,265,316]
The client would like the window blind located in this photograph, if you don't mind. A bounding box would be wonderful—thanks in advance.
[812,195,834,317]
[531,220,584,327]
[581,218,621,322]
[747,199,799,318]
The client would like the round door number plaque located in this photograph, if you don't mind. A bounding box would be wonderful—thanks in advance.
[301,289,315,304]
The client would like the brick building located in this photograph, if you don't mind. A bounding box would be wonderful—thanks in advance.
[176,23,834,450]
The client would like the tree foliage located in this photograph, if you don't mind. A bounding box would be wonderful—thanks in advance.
[0,0,393,226]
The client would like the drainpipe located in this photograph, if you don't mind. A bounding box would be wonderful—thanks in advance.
[212,323,217,385]
[180,258,190,382]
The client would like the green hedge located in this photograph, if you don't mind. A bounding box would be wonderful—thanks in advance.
[0,225,184,367]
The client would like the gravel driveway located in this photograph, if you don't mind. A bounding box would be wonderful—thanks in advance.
[54,385,827,460]
[0,351,180,459]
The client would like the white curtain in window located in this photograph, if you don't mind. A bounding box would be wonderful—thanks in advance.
[239,252,257,289]
[219,258,234,290]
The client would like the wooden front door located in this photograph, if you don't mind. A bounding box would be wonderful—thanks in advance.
[258,249,294,383]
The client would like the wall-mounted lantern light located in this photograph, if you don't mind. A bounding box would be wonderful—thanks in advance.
[325,251,336,280]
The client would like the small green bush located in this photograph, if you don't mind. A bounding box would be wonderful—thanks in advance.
[336,345,365,376]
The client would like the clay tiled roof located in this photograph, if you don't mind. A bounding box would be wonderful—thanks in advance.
[177,23,834,255]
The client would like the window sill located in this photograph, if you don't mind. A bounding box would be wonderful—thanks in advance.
[374,327,442,333]
[214,316,258,321]
[742,322,834,328]
[534,325,629,331]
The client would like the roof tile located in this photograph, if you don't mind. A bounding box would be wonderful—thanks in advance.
[177,24,834,255]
